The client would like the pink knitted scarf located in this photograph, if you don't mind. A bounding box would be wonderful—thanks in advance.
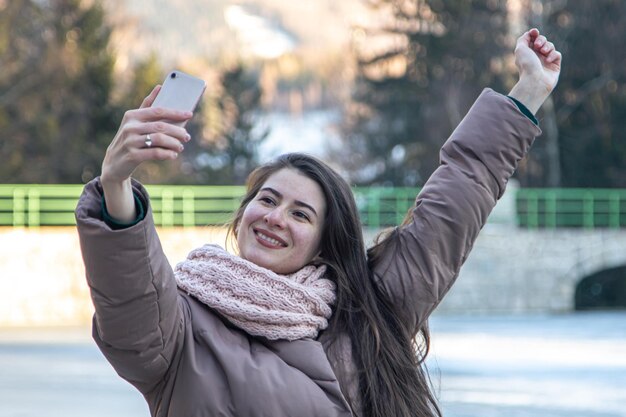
[175,244,336,341]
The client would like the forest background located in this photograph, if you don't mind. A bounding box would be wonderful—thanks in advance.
[1,0,624,188]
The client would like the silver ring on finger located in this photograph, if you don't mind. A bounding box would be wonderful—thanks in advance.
[144,134,153,148]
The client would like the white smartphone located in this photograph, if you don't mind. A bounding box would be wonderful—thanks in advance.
[151,70,206,126]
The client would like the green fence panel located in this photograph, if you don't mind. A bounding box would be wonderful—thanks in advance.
[2,185,626,229]
[0,185,84,227]
[353,187,420,228]
[516,188,626,229]
[144,185,245,227]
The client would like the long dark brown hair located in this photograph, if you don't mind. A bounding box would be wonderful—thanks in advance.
[227,153,441,417]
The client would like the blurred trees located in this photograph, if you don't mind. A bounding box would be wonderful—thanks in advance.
[0,0,267,185]
[175,65,269,185]
[0,0,118,183]
[518,0,626,188]
[117,53,164,112]
[340,0,626,188]
[338,0,510,186]
[195,64,269,185]
[116,60,268,186]
[3,0,625,188]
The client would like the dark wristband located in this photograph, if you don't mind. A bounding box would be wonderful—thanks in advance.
[507,96,539,125]
[101,192,146,230]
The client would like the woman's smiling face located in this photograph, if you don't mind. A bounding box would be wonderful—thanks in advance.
[236,168,326,274]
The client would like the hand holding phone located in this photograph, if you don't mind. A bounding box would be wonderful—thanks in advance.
[151,70,206,126]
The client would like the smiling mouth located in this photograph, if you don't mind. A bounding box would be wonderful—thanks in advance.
[254,230,288,247]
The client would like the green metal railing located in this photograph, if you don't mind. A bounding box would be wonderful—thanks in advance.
[516,188,626,229]
[0,184,420,228]
[145,185,247,227]
[354,187,420,228]
[0,184,247,228]
[1,184,626,229]
[0,185,84,227]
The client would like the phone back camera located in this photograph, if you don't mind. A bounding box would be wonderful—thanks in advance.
[171,72,177,79]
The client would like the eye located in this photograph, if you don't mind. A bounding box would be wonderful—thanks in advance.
[292,210,311,222]
[258,196,276,205]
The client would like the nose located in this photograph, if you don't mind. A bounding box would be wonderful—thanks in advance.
[264,207,286,228]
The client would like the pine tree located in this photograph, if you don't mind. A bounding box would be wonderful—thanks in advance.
[189,65,269,185]
[521,0,626,187]
[339,0,509,186]
[0,0,118,183]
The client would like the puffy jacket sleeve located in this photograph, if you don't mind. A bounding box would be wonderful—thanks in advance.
[75,178,183,394]
[371,89,542,333]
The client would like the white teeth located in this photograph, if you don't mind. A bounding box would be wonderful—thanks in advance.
[257,231,284,247]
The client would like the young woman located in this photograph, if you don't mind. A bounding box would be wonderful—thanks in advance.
[76,29,561,417]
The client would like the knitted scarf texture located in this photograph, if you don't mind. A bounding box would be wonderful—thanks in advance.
[175,244,336,341]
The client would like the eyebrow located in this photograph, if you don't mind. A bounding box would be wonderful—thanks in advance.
[260,187,319,217]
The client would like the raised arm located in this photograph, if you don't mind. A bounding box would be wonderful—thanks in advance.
[371,29,561,333]
[75,88,194,393]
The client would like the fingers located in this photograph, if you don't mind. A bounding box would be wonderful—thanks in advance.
[144,121,191,143]
[140,85,161,109]
[138,85,194,122]
[113,96,194,167]
[518,28,561,64]
[130,85,194,124]
[141,142,182,161]
[138,130,187,153]
[114,118,190,163]
[519,28,550,52]
[534,35,549,53]
[103,91,194,181]
[517,28,534,46]
[135,121,190,149]
[517,27,538,47]
[108,85,196,173]
[528,28,540,39]
[531,30,562,68]
[529,30,558,56]
[127,106,193,124]
[546,49,562,65]
[125,130,186,163]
